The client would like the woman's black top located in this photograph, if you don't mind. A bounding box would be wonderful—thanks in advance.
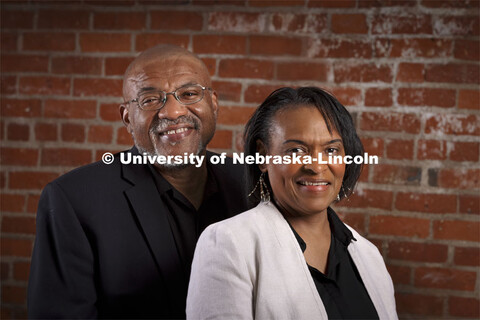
[289,207,380,320]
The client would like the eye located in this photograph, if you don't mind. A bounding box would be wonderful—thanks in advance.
[178,87,201,101]
[287,147,307,154]
[140,94,162,107]
[326,147,339,155]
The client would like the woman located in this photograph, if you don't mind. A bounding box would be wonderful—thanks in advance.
[187,87,397,319]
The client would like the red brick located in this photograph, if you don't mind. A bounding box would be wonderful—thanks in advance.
[386,264,410,285]
[422,0,479,8]
[1,216,36,234]
[250,36,302,56]
[208,130,232,149]
[100,103,121,122]
[1,75,17,94]
[19,76,70,95]
[208,12,264,32]
[415,267,476,290]
[270,13,327,34]
[135,33,189,52]
[331,14,367,34]
[370,215,430,238]
[454,247,480,266]
[449,296,480,318]
[396,293,443,316]
[7,123,29,141]
[1,262,9,280]
[37,10,89,29]
[1,285,27,304]
[426,63,479,84]
[13,262,30,282]
[308,0,355,7]
[26,194,41,213]
[44,100,97,119]
[340,212,365,234]
[192,0,245,5]
[417,140,447,160]
[0,172,5,189]
[397,88,456,108]
[1,238,33,257]
[396,192,456,214]
[211,81,242,102]
[151,11,203,30]
[385,139,413,160]
[52,56,102,75]
[219,59,274,79]
[387,38,452,58]
[373,164,421,185]
[80,33,131,52]
[193,35,246,54]
[433,16,479,36]
[434,220,480,242]
[455,40,479,61]
[84,0,135,5]
[308,39,372,59]
[41,148,92,167]
[335,189,393,210]
[0,148,38,166]
[9,172,58,190]
[1,10,34,29]
[359,0,415,7]
[361,112,420,134]
[425,114,480,136]
[438,168,480,190]
[1,32,19,51]
[365,88,392,107]
[117,127,133,145]
[449,141,479,162]
[244,84,281,104]
[0,99,41,117]
[389,241,448,262]
[276,62,328,81]
[361,137,384,157]
[458,89,479,110]
[218,106,255,125]
[334,63,392,83]
[248,0,304,6]
[74,78,123,97]
[328,88,362,106]
[202,57,216,77]
[105,57,134,76]
[0,194,25,213]
[396,63,424,82]
[1,54,49,73]
[94,12,146,30]
[61,123,85,143]
[372,14,432,34]
[23,32,75,51]
[459,195,480,214]
[88,125,113,144]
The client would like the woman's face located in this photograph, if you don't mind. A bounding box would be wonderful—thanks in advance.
[260,105,346,218]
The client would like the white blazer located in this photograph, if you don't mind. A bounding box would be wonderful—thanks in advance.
[187,202,398,320]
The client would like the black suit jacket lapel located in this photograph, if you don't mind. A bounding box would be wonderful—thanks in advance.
[120,148,186,316]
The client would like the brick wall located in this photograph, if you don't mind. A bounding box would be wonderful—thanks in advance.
[1,0,479,318]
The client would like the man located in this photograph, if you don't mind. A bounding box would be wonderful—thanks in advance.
[27,44,248,319]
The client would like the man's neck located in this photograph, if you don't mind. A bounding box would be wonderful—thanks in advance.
[154,161,208,210]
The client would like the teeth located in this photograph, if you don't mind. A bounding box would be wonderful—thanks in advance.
[164,128,189,135]
[300,181,328,186]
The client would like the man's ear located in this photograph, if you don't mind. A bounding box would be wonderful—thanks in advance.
[119,104,131,133]
[256,140,268,173]
[210,90,219,119]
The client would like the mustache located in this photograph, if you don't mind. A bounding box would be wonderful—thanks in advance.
[150,115,200,133]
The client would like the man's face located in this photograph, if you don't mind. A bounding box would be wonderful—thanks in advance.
[121,55,218,166]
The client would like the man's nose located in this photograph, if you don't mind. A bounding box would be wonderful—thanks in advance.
[157,94,188,120]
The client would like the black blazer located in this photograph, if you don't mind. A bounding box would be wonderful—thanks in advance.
[27,148,248,319]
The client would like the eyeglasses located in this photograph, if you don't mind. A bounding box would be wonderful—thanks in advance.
[125,84,212,111]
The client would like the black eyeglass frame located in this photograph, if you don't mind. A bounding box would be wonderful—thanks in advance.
[124,84,212,111]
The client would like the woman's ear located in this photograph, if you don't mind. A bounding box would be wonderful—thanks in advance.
[256,140,267,173]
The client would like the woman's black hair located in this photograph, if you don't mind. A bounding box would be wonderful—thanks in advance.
[243,87,364,206]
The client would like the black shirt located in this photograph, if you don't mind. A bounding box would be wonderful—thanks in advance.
[290,207,379,320]
[148,161,231,281]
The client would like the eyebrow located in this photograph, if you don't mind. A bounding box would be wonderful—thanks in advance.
[282,139,343,145]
